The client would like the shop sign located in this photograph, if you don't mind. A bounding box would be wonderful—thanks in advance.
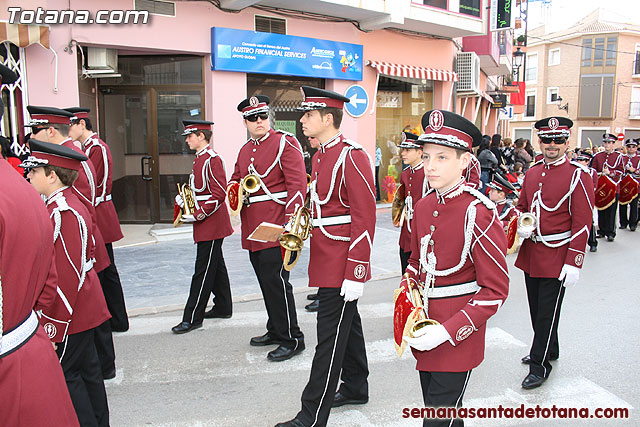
[211,27,363,81]
[275,120,297,135]
[377,91,402,108]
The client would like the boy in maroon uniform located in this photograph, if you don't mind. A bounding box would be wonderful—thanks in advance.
[486,173,519,229]
[22,139,111,426]
[172,120,234,333]
[575,150,599,252]
[619,138,640,231]
[396,131,425,273]
[591,133,624,241]
[401,110,509,427]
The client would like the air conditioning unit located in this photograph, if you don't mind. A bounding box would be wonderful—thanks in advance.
[456,52,480,93]
[87,48,118,72]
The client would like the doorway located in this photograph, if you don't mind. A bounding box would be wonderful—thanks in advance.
[98,55,205,223]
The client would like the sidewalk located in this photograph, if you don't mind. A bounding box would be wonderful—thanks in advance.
[114,205,398,317]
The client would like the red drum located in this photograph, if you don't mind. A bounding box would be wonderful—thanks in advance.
[618,174,639,205]
[595,175,617,210]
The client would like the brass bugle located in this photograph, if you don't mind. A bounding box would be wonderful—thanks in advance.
[517,212,537,235]
[242,173,261,194]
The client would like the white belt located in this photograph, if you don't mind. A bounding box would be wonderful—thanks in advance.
[313,215,352,227]
[195,195,210,201]
[84,258,95,273]
[247,191,288,204]
[427,281,480,299]
[95,194,112,204]
[0,311,38,358]
[531,230,571,243]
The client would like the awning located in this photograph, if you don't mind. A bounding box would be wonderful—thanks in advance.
[368,60,457,82]
[0,22,50,49]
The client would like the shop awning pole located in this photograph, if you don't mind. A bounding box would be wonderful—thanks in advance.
[369,69,380,116]
[484,102,491,128]
[473,96,482,123]
[447,83,454,111]
[461,96,469,117]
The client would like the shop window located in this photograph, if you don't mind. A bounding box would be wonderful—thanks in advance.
[580,129,608,148]
[514,128,532,143]
[255,16,286,34]
[103,55,202,86]
[134,0,175,16]
[419,0,447,10]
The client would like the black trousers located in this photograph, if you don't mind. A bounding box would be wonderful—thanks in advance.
[598,197,618,238]
[182,239,232,324]
[619,197,638,228]
[524,274,565,378]
[93,319,115,378]
[297,288,368,427]
[399,248,411,275]
[249,246,303,348]
[98,243,129,331]
[57,329,109,427]
[419,371,471,427]
[375,165,381,201]
[588,223,598,249]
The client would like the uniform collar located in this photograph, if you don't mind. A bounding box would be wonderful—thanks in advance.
[195,146,209,157]
[543,155,566,169]
[435,178,465,204]
[495,198,507,206]
[319,132,342,153]
[81,133,96,148]
[409,161,424,172]
[249,130,271,145]
[46,186,70,205]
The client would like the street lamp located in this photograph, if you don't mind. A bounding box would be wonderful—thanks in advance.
[512,47,525,85]
[556,96,569,114]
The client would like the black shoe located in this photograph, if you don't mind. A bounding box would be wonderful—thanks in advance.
[203,309,232,319]
[171,321,202,334]
[275,419,306,427]
[522,373,547,389]
[596,232,605,238]
[630,226,637,232]
[306,293,318,301]
[305,300,319,312]
[521,354,558,364]
[590,246,598,252]
[607,235,615,242]
[619,225,627,229]
[103,368,116,380]
[332,391,369,408]
[250,332,281,347]
[267,342,305,362]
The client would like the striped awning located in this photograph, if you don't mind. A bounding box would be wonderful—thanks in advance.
[368,60,457,82]
[0,22,50,49]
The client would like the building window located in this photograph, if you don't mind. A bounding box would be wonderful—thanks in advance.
[582,35,617,69]
[631,86,640,117]
[524,90,536,118]
[582,38,592,67]
[547,87,559,104]
[525,53,537,82]
[459,0,481,17]
[593,37,605,67]
[420,0,447,10]
[514,128,533,143]
[606,36,617,66]
[579,74,615,118]
[255,15,286,34]
[548,48,560,66]
[634,48,640,76]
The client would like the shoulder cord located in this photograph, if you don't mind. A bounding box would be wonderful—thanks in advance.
[98,144,109,202]
[80,161,96,205]
[51,197,89,292]
[248,133,288,205]
[405,195,413,232]
[310,146,352,241]
[531,167,582,248]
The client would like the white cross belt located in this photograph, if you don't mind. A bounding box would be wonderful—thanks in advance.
[247,191,288,204]
[426,281,480,299]
[312,215,351,227]
[0,311,38,358]
[531,230,571,243]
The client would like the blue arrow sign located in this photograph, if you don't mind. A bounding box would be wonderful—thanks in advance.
[344,85,369,118]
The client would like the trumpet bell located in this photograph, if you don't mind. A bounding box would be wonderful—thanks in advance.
[242,174,261,194]
[517,212,537,235]
[410,318,440,338]
[279,233,304,251]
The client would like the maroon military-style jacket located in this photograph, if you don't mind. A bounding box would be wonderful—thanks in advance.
[591,150,625,192]
[230,129,307,252]
[399,161,425,252]
[308,133,376,287]
[406,179,509,372]
[516,157,595,278]
[40,187,110,342]
[191,147,233,243]
[496,199,519,229]
[82,132,124,243]
[624,154,640,180]
[423,154,480,195]
[0,160,79,427]
[587,167,598,190]
[61,138,110,273]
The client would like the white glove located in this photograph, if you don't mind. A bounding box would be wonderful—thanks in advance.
[175,194,184,208]
[517,228,533,239]
[404,324,451,351]
[181,214,196,223]
[340,279,364,302]
[558,264,580,288]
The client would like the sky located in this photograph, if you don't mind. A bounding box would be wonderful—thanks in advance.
[521,0,640,33]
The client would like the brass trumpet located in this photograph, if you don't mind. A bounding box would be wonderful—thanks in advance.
[405,274,440,338]
[242,173,261,194]
[280,206,312,271]
[517,212,537,236]
[173,183,196,227]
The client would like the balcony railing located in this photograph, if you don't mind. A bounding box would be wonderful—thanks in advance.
[630,102,640,117]
[634,59,640,76]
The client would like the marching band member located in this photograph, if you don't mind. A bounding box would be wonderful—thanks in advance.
[172,120,234,333]
[66,107,129,332]
[22,139,111,426]
[618,138,640,231]
[402,110,509,427]
[396,131,425,273]
[516,117,594,389]
[229,95,306,361]
[422,146,480,196]
[591,133,624,241]
[575,150,600,252]
[486,173,519,229]
[26,105,118,380]
[275,86,376,427]
[0,64,79,427]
